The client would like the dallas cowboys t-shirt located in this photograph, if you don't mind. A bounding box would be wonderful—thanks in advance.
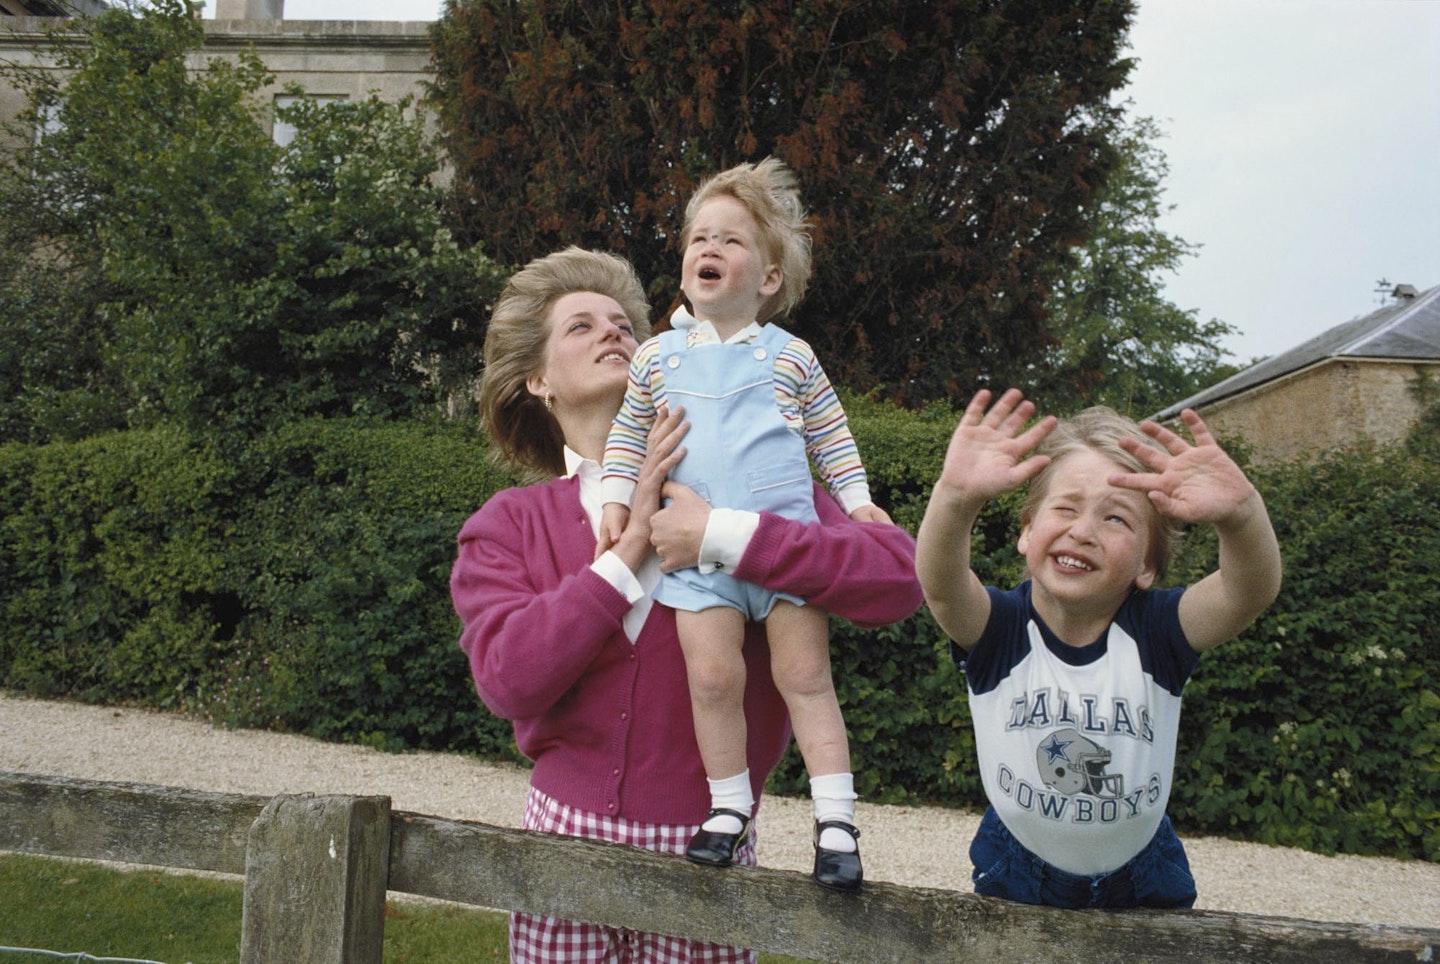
[959,582,1198,875]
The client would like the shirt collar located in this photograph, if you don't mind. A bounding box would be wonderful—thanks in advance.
[563,445,599,480]
[672,305,762,344]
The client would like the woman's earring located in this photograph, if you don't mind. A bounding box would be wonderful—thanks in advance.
[544,392,555,414]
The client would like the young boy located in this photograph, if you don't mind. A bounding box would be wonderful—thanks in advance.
[599,158,890,891]
[916,388,1282,908]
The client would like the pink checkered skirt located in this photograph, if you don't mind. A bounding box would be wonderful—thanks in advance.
[510,786,759,963]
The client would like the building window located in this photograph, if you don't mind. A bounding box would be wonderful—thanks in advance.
[35,101,63,144]
[272,93,347,147]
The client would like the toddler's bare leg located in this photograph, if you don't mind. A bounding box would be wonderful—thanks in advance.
[767,600,863,888]
[765,600,849,777]
[676,606,749,781]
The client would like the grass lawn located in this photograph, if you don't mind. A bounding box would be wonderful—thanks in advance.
[0,853,814,963]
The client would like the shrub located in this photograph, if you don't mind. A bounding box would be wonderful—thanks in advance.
[214,418,522,757]
[0,427,232,705]
[1,405,1436,860]
[1167,440,1440,860]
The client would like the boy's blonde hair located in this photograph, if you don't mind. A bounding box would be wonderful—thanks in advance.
[682,156,813,323]
[479,247,652,480]
[1020,406,1183,583]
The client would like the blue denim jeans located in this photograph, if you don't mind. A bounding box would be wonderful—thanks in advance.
[969,806,1197,909]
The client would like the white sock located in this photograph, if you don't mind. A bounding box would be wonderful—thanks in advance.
[702,770,753,834]
[810,772,858,853]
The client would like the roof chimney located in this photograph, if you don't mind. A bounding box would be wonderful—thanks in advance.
[214,0,284,18]
[1393,283,1419,301]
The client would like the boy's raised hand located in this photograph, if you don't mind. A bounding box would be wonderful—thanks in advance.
[1110,409,1262,526]
[919,388,1053,649]
[936,388,1057,504]
[1117,409,1281,652]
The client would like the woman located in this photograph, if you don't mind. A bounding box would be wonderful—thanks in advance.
[450,247,922,962]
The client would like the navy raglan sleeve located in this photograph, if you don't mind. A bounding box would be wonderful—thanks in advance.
[1118,587,1197,697]
[957,585,1032,696]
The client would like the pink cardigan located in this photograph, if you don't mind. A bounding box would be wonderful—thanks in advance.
[450,477,922,825]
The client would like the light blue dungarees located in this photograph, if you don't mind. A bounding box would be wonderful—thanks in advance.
[652,323,817,619]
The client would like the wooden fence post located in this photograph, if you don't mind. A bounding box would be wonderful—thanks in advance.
[239,792,391,964]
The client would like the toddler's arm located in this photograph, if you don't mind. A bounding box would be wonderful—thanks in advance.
[600,340,664,512]
[916,389,1055,649]
[1109,409,1282,651]
[596,503,630,559]
[598,404,688,562]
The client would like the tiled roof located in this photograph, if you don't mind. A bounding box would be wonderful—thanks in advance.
[1154,284,1440,420]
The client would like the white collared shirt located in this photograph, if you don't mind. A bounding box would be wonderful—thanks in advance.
[691,318,762,347]
[672,305,762,348]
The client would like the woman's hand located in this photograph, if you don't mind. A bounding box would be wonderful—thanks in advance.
[650,481,711,572]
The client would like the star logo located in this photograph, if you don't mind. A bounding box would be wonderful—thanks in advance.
[1040,733,1074,765]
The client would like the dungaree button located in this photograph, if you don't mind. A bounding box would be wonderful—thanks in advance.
[753,348,767,361]
[667,356,681,369]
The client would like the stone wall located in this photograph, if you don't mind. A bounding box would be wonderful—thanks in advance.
[0,15,436,150]
[197,17,435,114]
[1193,359,1434,463]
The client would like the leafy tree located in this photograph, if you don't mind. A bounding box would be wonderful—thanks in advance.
[128,90,502,435]
[430,0,1137,405]
[0,0,503,442]
[0,2,219,441]
[1030,113,1242,417]
[0,241,122,442]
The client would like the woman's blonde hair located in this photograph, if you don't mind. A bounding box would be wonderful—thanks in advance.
[478,247,651,479]
[1020,406,1183,582]
[682,156,813,323]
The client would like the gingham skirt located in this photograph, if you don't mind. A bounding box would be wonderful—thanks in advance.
[510,786,759,963]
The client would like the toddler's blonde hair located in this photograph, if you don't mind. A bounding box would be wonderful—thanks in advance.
[682,156,813,323]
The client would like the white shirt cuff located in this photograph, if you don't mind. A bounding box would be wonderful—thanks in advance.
[592,550,645,604]
[835,484,874,517]
[698,507,761,574]
[600,476,637,508]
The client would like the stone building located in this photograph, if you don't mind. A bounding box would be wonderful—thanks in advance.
[1,1,108,16]
[0,0,436,148]
[202,0,436,144]
[1154,283,1440,464]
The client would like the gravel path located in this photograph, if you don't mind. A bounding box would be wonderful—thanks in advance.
[2,692,1436,930]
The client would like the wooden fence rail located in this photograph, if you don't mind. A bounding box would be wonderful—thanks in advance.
[1,771,1436,963]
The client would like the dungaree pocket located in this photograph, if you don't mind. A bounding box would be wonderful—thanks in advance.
[746,459,814,520]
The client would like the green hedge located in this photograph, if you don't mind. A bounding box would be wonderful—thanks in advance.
[1,407,1436,861]
[213,419,521,756]
[0,427,232,705]
[1166,441,1440,859]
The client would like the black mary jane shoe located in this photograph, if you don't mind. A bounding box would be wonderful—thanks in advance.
[685,808,752,867]
[812,820,863,892]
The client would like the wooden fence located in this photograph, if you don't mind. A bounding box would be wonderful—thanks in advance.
[1,771,1436,963]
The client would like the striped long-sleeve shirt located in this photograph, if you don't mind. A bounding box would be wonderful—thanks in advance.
[601,321,872,515]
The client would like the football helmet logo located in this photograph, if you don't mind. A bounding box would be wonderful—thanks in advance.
[1036,728,1124,798]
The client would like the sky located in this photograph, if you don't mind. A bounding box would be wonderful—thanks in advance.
[206,0,1440,364]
